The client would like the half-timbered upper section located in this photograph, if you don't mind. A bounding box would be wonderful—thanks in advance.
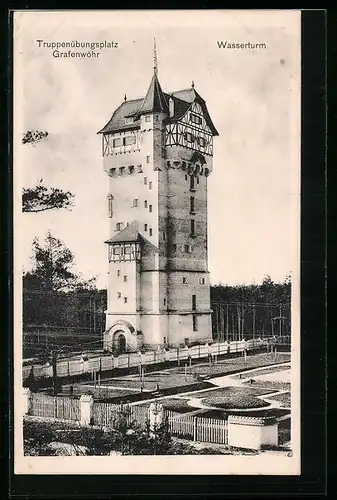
[98,73,218,158]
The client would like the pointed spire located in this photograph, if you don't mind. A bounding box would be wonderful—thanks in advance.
[191,80,195,89]
[153,38,158,76]
[124,94,127,102]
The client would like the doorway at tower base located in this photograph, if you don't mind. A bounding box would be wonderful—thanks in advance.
[103,313,213,353]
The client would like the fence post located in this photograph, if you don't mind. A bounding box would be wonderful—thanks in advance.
[22,388,31,415]
[80,394,94,426]
[54,396,58,418]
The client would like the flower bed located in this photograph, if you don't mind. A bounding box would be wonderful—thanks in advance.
[242,380,291,392]
[138,398,199,414]
[265,391,291,408]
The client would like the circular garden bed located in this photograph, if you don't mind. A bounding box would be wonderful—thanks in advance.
[202,393,270,410]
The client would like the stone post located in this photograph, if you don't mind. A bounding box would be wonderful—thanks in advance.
[22,387,31,415]
[80,394,94,426]
[148,402,164,435]
[228,415,278,450]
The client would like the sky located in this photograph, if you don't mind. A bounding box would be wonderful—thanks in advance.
[14,10,301,288]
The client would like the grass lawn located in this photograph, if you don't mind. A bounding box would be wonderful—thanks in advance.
[266,392,291,408]
[231,364,291,380]
[138,398,199,414]
[188,386,275,399]
[99,372,199,391]
[242,380,291,392]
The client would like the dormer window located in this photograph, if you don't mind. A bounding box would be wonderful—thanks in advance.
[125,117,133,124]
[145,115,151,122]
[169,97,174,117]
[190,113,202,125]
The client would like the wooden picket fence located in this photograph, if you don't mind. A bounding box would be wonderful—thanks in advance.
[166,411,228,444]
[29,393,81,422]
[92,403,228,445]
[28,394,228,445]
[92,402,148,428]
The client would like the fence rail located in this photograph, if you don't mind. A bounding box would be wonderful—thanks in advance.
[23,337,289,382]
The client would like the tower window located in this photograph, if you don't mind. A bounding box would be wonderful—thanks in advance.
[184,132,194,143]
[116,222,123,231]
[149,181,152,190]
[124,275,127,282]
[145,115,151,122]
[149,204,152,212]
[164,297,167,306]
[190,176,196,191]
[131,198,138,208]
[184,244,192,253]
[146,155,150,163]
[117,270,121,277]
[199,277,205,285]
[118,292,121,299]
[190,196,195,213]
[108,194,113,218]
[183,277,188,284]
[163,232,166,240]
[193,315,198,331]
[190,219,195,236]
[192,294,197,310]
[124,135,136,146]
[144,200,148,208]
[197,177,200,184]
[144,177,148,185]
[149,228,153,236]
[185,175,188,181]
[124,297,128,304]
[144,224,148,231]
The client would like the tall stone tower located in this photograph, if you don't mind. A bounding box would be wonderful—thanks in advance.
[98,57,218,353]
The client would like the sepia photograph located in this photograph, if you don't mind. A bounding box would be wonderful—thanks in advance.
[13,9,301,475]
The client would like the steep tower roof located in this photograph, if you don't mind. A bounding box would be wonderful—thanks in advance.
[136,72,169,117]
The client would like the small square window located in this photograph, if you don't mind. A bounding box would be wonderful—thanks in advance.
[149,228,153,236]
[117,270,121,277]
[164,298,167,306]
[184,244,190,253]
[144,224,148,231]
[116,222,123,231]
[144,177,148,185]
[131,198,138,208]
[163,337,167,344]
[144,200,148,208]
[149,181,152,190]
[199,277,205,285]
[185,175,188,181]
[124,275,127,282]
[145,115,151,122]
[146,155,150,163]
[125,117,133,124]
[149,204,152,212]
[197,177,200,184]
[113,138,123,147]
[183,277,187,284]
[124,297,128,303]
[118,292,121,299]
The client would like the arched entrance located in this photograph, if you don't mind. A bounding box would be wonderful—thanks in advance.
[113,331,127,354]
